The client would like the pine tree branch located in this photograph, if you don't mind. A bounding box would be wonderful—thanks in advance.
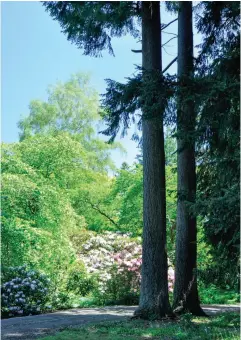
[162,36,177,47]
[162,31,178,37]
[132,36,177,53]
[161,18,178,30]
[131,49,142,53]
[163,45,176,57]
[162,57,178,73]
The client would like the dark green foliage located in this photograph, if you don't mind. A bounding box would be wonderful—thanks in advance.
[194,2,240,288]
[43,1,141,56]
[195,2,240,61]
[101,70,176,142]
[165,1,179,14]
[100,72,142,142]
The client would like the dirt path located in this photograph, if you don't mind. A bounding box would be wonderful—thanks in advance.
[1,304,240,340]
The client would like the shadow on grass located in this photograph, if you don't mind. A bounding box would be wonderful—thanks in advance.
[42,312,240,340]
[2,306,240,340]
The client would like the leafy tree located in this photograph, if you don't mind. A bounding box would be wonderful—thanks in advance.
[16,74,123,230]
[18,73,99,141]
[109,163,143,236]
[1,142,80,287]
[2,74,124,292]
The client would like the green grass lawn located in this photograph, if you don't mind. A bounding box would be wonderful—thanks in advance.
[41,312,240,340]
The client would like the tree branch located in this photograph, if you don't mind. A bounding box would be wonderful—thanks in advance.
[162,31,178,37]
[132,36,177,54]
[161,18,178,30]
[162,45,176,57]
[162,36,177,48]
[162,57,178,74]
[131,49,142,53]
[88,201,119,227]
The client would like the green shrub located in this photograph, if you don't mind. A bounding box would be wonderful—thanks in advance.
[199,283,240,304]
[66,261,97,296]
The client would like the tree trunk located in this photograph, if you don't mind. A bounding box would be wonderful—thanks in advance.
[134,1,172,319]
[173,1,206,316]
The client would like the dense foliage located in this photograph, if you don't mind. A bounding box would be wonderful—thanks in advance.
[1,74,177,316]
[43,2,141,56]
[194,1,240,289]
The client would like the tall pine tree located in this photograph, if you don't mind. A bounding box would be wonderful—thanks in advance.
[173,2,205,316]
[43,1,172,319]
[134,2,172,318]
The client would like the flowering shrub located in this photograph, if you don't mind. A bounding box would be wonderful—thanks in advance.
[1,265,51,317]
[79,231,175,303]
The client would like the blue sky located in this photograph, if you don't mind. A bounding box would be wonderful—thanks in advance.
[2,2,181,167]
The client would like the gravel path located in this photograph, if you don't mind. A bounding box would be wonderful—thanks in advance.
[1,304,240,340]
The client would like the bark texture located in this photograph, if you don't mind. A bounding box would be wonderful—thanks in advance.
[173,2,205,316]
[134,1,172,319]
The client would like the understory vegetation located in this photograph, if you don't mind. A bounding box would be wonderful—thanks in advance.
[1,73,239,318]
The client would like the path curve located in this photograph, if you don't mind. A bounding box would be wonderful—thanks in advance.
[1,304,240,340]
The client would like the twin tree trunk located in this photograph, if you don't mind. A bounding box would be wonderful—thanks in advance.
[173,2,205,316]
[134,1,172,319]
